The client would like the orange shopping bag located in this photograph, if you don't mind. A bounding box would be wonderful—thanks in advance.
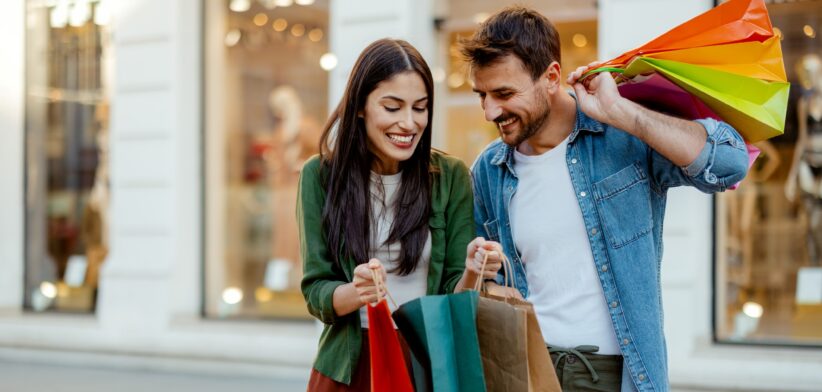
[367,270,414,392]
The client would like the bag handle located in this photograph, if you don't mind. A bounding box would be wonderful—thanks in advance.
[473,248,518,294]
[370,268,398,310]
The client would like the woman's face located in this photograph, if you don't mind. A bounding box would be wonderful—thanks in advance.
[362,71,429,175]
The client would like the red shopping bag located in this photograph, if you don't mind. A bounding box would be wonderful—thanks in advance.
[367,271,414,392]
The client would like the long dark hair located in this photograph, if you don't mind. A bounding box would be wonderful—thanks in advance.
[319,39,435,275]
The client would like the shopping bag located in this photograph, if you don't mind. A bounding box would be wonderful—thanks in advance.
[367,271,414,392]
[603,0,774,68]
[393,291,487,392]
[622,57,789,142]
[643,36,786,82]
[471,252,561,392]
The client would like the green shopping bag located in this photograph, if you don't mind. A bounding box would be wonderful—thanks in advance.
[622,57,789,143]
[393,291,487,392]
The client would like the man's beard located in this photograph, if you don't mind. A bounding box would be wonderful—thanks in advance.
[498,101,550,147]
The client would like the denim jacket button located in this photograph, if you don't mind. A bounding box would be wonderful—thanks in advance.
[571,158,578,164]
[610,301,618,308]
[579,191,587,197]
[591,228,597,235]
[638,374,646,381]
[601,265,608,272]
[622,338,629,345]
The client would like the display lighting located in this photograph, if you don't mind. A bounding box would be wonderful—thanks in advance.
[275,0,294,7]
[308,28,323,42]
[572,33,588,48]
[94,0,110,26]
[229,0,252,12]
[40,281,57,299]
[320,53,338,71]
[253,13,269,26]
[222,287,244,305]
[272,18,288,32]
[742,301,764,319]
[69,0,91,27]
[472,13,489,24]
[804,25,816,39]
[291,23,305,37]
[50,1,69,28]
[295,0,315,5]
[448,72,465,88]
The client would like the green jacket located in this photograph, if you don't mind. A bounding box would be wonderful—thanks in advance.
[298,151,474,385]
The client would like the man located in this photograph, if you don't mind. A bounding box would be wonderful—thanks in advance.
[463,6,749,392]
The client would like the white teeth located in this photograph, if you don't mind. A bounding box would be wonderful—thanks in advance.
[388,134,413,143]
[498,117,516,126]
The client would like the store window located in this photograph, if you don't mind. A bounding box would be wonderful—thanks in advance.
[715,0,822,346]
[440,1,598,164]
[204,0,328,319]
[24,0,111,313]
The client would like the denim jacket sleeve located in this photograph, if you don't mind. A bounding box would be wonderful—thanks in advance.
[298,156,347,325]
[471,155,493,241]
[649,118,750,193]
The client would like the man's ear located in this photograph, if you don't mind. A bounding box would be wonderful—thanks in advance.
[541,61,562,93]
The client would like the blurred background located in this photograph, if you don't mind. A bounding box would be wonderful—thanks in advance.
[0,0,820,390]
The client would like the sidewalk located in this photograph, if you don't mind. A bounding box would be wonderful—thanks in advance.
[0,361,308,392]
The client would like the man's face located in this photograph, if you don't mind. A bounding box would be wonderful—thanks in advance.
[470,55,551,147]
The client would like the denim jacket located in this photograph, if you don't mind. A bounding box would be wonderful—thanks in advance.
[471,97,749,391]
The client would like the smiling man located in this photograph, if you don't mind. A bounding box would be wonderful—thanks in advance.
[463,6,750,391]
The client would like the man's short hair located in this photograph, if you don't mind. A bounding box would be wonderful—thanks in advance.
[460,6,561,80]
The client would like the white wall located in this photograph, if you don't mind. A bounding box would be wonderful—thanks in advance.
[0,0,24,312]
[599,1,822,390]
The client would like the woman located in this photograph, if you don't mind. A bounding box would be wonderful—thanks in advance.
[298,38,502,390]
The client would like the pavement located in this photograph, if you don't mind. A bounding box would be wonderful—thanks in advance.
[0,361,308,392]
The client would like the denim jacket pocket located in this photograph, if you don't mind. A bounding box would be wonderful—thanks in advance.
[592,163,653,248]
[482,218,500,242]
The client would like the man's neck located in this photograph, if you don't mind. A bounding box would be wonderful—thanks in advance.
[518,92,577,156]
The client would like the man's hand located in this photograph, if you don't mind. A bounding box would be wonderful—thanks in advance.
[352,258,386,305]
[465,237,504,279]
[567,61,627,126]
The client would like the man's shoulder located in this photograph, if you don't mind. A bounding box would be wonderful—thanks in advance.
[471,138,506,171]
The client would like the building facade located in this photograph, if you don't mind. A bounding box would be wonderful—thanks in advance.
[1,0,821,390]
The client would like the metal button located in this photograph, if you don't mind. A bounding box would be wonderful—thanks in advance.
[638,374,646,381]
[601,265,608,272]
[591,228,597,235]
[571,158,578,164]
[579,191,587,197]
[610,301,618,308]
[622,338,629,345]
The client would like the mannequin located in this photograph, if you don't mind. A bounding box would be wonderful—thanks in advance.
[81,103,110,288]
[786,54,822,266]
[265,86,321,289]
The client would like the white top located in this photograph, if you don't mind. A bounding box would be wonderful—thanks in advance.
[510,137,620,354]
[360,171,431,328]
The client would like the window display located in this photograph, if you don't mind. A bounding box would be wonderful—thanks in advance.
[716,0,822,345]
[24,0,111,313]
[204,0,328,319]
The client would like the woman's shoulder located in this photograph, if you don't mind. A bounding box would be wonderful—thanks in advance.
[430,149,469,175]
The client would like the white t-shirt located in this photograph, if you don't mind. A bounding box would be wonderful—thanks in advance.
[510,137,620,354]
[359,171,431,328]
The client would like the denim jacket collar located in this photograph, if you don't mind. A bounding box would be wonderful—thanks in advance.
[490,91,605,171]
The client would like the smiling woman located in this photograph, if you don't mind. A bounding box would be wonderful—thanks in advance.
[298,38,503,389]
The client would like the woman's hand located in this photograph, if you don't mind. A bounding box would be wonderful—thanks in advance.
[465,237,504,279]
[352,258,387,305]
[485,281,524,300]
